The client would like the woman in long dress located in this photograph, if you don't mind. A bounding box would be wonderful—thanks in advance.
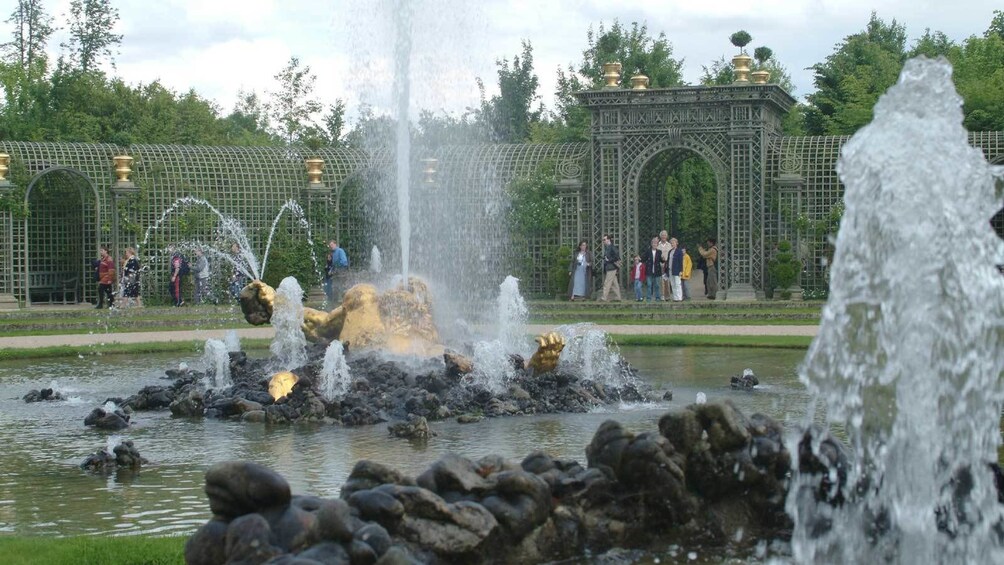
[568,240,592,301]
[121,247,142,308]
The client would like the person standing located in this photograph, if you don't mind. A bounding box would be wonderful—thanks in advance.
[643,237,663,302]
[680,245,693,300]
[668,238,684,302]
[193,248,210,304]
[95,246,115,309]
[121,247,142,308]
[229,243,248,300]
[629,255,645,301]
[698,238,719,300]
[324,240,349,304]
[567,240,592,301]
[657,230,672,301]
[168,246,185,307]
[600,234,622,302]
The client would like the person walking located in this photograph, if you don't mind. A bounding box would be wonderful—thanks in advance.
[629,255,645,301]
[680,245,693,300]
[121,247,142,308]
[657,230,672,301]
[95,246,115,309]
[324,240,349,304]
[567,240,592,301]
[643,237,663,302]
[698,238,719,300]
[193,248,210,304]
[600,234,622,302]
[668,238,684,302]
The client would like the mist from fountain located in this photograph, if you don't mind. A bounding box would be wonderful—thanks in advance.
[202,338,232,389]
[224,330,241,353]
[495,275,530,358]
[319,341,352,402]
[370,246,382,274]
[555,323,633,388]
[790,57,1004,563]
[269,277,308,371]
[392,0,413,285]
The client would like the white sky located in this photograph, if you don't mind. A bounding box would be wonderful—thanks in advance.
[13,0,1002,124]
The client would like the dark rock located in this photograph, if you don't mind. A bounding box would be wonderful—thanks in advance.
[730,369,760,390]
[388,415,435,440]
[585,420,634,477]
[225,513,282,563]
[315,499,355,543]
[342,461,415,499]
[184,518,228,565]
[443,351,473,380]
[348,539,378,565]
[456,414,483,424]
[23,387,66,402]
[83,406,130,430]
[694,401,751,453]
[297,541,350,564]
[416,454,492,496]
[268,504,319,552]
[347,489,405,528]
[205,461,291,519]
[170,387,205,418]
[374,546,421,565]
[354,523,392,556]
[375,484,497,556]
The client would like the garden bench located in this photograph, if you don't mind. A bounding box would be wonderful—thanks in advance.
[29,271,79,304]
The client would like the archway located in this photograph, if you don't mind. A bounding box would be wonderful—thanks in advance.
[18,167,100,305]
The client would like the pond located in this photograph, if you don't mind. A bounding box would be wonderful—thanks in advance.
[0,346,810,542]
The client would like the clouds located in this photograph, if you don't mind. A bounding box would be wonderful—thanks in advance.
[4,0,1000,121]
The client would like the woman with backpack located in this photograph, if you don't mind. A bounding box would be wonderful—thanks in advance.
[168,246,188,307]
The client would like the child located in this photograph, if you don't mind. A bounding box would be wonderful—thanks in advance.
[629,255,646,301]
[680,246,692,300]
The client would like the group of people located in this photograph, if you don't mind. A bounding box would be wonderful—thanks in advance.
[568,231,719,303]
[92,240,351,309]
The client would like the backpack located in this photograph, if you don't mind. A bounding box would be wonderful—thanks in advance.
[178,255,191,277]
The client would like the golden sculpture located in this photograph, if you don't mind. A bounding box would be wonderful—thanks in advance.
[113,155,134,184]
[269,371,299,401]
[241,278,566,373]
[305,158,324,185]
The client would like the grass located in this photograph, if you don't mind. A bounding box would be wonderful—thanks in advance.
[531,317,819,326]
[610,334,814,349]
[0,339,271,361]
[0,535,185,565]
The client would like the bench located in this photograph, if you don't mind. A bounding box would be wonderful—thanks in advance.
[29,271,79,304]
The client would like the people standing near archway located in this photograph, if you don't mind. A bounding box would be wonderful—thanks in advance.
[325,240,349,304]
[95,246,115,309]
[668,238,684,302]
[168,245,186,307]
[680,245,693,300]
[657,231,672,302]
[193,248,210,305]
[698,238,718,300]
[121,247,142,308]
[600,234,622,302]
[568,240,592,301]
[643,237,663,302]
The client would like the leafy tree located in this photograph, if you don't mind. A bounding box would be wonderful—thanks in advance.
[663,157,718,250]
[321,100,347,147]
[221,89,274,146]
[768,240,800,298]
[730,30,752,54]
[268,56,323,144]
[948,29,1004,131]
[476,40,542,143]
[62,0,122,72]
[804,13,907,135]
[3,0,55,69]
[549,21,685,142]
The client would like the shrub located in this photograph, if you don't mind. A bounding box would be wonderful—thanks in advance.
[768,240,800,299]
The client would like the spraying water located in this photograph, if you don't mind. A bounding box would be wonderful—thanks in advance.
[392,0,413,284]
[790,58,1004,563]
[469,340,514,395]
[496,276,530,357]
[269,277,308,370]
[224,330,241,353]
[555,323,633,387]
[319,341,352,402]
[202,338,232,389]
[370,246,383,274]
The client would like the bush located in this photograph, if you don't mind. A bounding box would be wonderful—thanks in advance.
[768,240,800,299]
[261,225,321,291]
[548,244,572,297]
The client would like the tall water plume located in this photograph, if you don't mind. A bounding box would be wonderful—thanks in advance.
[370,246,382,274]
[392,0,413,284]
[555,323,633,388]
[269,277,308,371]
[496,275,530,357]
[789,58,1004,563]
[319,341,352,402]
[202,338,232,389]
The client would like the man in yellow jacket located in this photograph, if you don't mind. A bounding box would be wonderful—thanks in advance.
[680,245,693,300]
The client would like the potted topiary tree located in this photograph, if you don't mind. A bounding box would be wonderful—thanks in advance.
[752,46,773,84]
[729,31,753,83]
[768,240,801,300]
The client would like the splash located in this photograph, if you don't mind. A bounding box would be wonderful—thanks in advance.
[496,276,530,358]
[269,277,308,371]
[790,58,1004,563]
[201,338,232,389]
[224,330,241,353]
[319,341,352,402]
[555,323,633,388]
[370,246,383,274]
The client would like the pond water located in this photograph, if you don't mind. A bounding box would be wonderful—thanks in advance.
[0,346,809,553]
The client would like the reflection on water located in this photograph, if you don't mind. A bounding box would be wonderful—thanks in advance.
[0,347,808,537]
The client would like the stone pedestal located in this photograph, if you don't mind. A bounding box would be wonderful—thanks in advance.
[0,293,19,310]
[724,283,757,302]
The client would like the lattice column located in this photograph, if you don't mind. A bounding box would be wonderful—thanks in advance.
[0,210,13,308]
[593,135,625,275]
[775,172,804,297]
[728,121,756,300]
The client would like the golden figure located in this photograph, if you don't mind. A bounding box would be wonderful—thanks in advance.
[241,279,566,372]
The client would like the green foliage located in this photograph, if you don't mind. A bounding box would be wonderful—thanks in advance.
[477,41,542,143]
[506,162,560,236]
[0,157,31,218]
[663,157,718,249]
[261,220,320,290]
[730,31,752,52]
[3,0,55,69]
[700,54,797,95]
[269,56,323,145]
[753,46,773,66]
[548,244,573,296]
[63,0,122,72]
[768,240,800,298]
[0,534,185,565]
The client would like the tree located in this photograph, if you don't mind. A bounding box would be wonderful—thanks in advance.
[477,40,542,143]
[803,13,907,135]
[321,100,347,147]
[3,0,55,70]
[549,21,686,142]
[63,0,122,72]
[268,56,323,145]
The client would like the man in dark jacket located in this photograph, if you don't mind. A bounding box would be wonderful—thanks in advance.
[642,237,663,302]
[600,234,622,301]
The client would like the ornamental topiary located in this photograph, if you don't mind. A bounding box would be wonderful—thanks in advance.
[730,31,752,54]
[768,240,800,299]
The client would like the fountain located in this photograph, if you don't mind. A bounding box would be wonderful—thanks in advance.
[790,57,1004,563]
[268,277,308,371]
[318,341,351,402]
[370,245,382,274]
[201,338,232,389]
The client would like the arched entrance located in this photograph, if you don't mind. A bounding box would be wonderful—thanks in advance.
[16,167,100,306]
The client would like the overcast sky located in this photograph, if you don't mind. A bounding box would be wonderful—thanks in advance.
[15,0,1002,123]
